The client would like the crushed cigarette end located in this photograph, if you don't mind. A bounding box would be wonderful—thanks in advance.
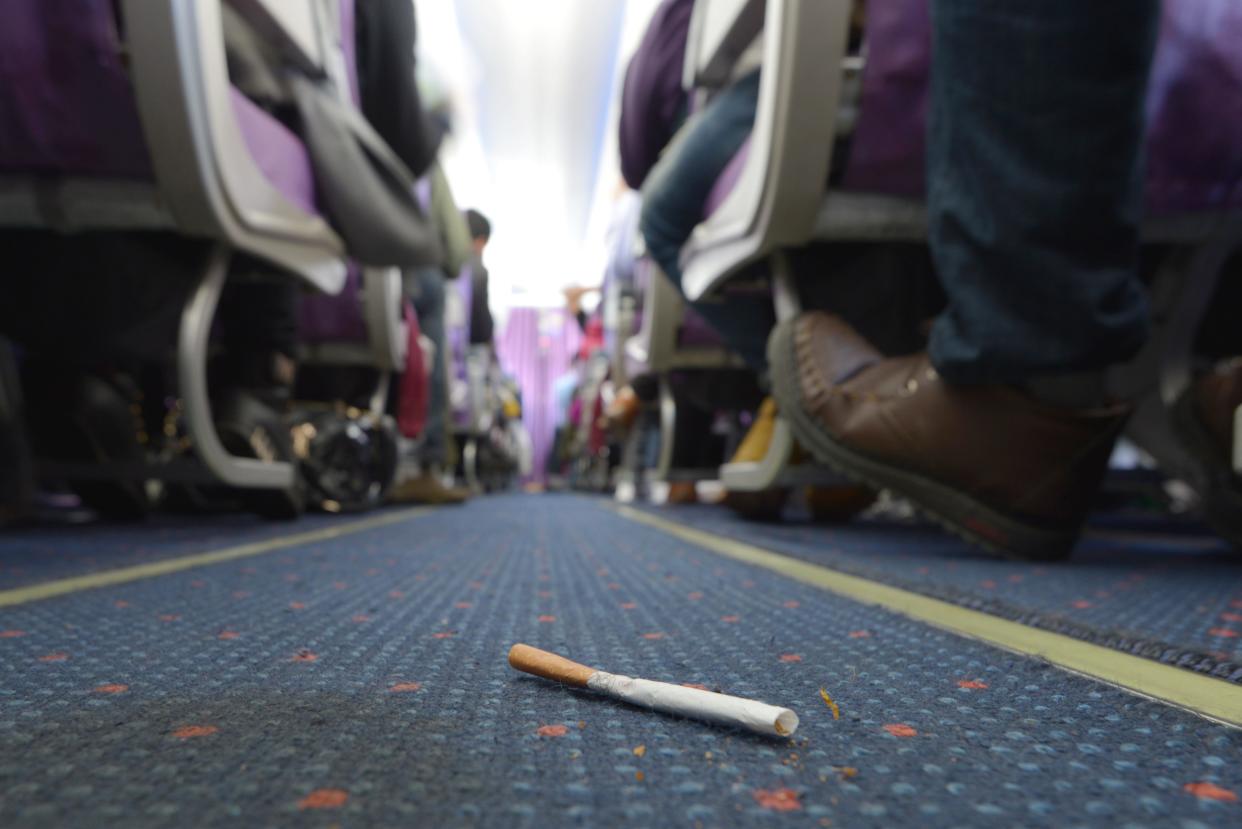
[819,688,840,720]
[633,745,646,757]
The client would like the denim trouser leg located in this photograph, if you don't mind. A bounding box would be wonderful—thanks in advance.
[927,0,1159,384]
[406,267,447,463]
[640,71,772,372]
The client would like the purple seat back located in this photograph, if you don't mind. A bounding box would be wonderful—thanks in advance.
[836,0,931,201]
[0,0,334,217]
[292,0,377,350]
[841,0,1242,215]
[299,264,368,343]
[1144,2,1242,212]
[0,0,151,178]
[231,89,318,216]
[619,0,696,190]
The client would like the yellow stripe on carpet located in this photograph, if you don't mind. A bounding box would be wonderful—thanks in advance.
[0,508,430,608]
[614,505,1242,729]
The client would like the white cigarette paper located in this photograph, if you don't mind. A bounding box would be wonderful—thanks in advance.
[508,643,798,738]
[588,671,799,737]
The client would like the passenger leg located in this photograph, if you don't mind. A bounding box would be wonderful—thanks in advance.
[925,0,1155,384]
[215,278,299,404]
[391,267,468,504]
[211,274,304,519]
[407,267,448,466]
[639,70,772,372]
[770,0,1160,559]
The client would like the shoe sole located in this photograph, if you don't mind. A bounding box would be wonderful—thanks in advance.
[767,320,1075,562]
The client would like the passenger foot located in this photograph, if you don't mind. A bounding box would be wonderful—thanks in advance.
[769,312,1128,560]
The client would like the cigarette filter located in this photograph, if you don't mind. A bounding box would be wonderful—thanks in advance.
[508,643,798,738]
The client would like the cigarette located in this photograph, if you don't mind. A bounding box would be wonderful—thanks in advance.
[508,643,799,738]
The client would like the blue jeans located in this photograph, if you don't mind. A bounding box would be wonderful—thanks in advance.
[640,71,771,371]
[927,0,1158,383]
[405,267,447,463]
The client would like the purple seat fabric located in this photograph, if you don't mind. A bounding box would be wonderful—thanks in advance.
[231,0,356,220]
[677,308,725,348]
[299,264,368,343]
[629,254,726,351]
[836,0,931,202]
[415,177,433,212]
[702,136,752,216]
[1144,2,1242,213]
[841,0,1242,215]
[619,0,695,190]
[0,0,151,178]
[230,89,319,216]
[0,0,329,219]
[694,1,1242,222]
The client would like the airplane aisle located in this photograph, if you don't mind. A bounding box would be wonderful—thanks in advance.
[1,495,1239,826]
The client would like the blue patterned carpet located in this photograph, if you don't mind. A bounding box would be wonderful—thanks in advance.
[1,494,1240,826]
[0,513,340,590]
[643,501,1242,680]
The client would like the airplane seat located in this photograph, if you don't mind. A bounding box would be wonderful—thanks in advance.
[293,0,409,405]
[618,252,750,486]
[682,0,1242,499]
[0,0,426,508]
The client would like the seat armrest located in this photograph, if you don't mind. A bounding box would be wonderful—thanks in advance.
[681,0,853,302]
[123,0,346,293]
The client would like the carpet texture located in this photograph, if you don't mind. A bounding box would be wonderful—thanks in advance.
[0,494,1239,826]
[644,501,1242,681]
[0,513,340,591]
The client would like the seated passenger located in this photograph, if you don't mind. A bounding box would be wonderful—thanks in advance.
[639,69,766,370]
[769,0,1219,559]
[635,3,868,372]
[628,3,875,520]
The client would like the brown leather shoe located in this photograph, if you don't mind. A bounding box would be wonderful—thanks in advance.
[768,312,1130,560]
[1174,358,1242,547]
